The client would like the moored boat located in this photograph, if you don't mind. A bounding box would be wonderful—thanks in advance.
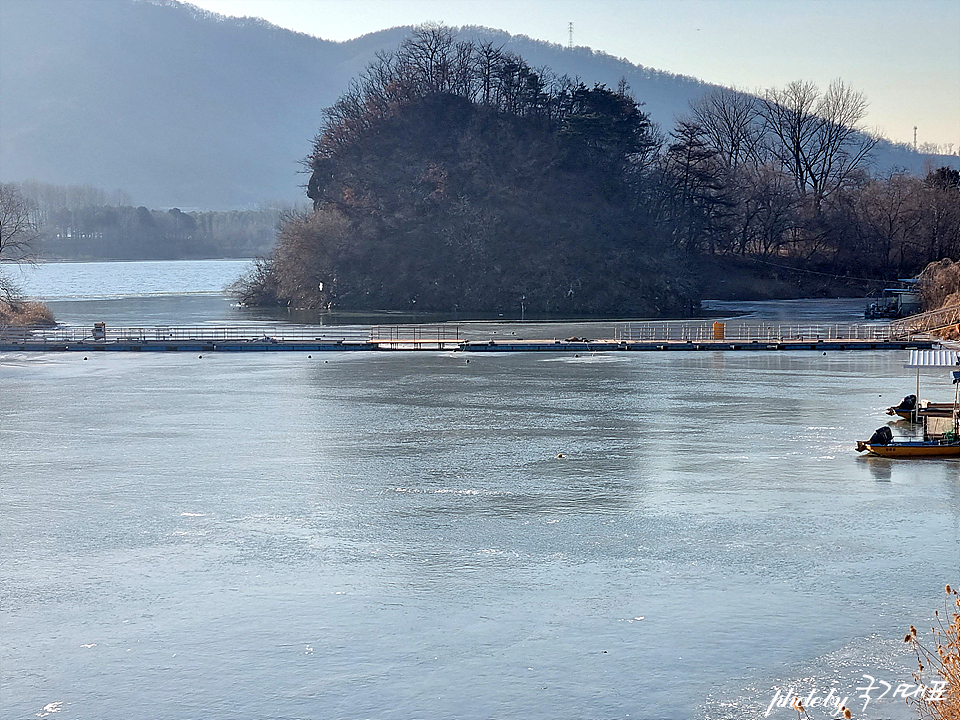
[886,394,918,420]
[860,364,960,458]
[856,438,960,458]
[886,395,955,421]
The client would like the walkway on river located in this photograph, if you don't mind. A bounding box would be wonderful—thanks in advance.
[0,320,938,353]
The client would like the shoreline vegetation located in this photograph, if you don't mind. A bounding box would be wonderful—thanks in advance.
[0,296,55,326]
[906,586,960,720]
[0,182,55,325]
[916,259,960,340]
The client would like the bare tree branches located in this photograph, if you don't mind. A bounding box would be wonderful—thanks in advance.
[689,87,766,171]
[760,79,877,211]
[665,79,893,267]
[0,183,40,264]
[310,25,591,165]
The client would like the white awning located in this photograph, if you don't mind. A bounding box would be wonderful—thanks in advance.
[904,350,960,368]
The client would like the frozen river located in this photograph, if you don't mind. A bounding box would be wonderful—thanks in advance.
[2,261,952,719]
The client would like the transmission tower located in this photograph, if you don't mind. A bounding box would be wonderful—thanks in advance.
[568,22,573,49]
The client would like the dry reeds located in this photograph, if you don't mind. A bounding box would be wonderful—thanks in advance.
[907,585,960,720]
[0,298,55,326]
[918,260,960,312]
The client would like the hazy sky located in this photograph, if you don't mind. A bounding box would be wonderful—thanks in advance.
[188,0,959,150]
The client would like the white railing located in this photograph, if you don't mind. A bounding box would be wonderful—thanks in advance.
[0,323,462,346]
[368,325,462,349]
[0,321,913,348]
[0,324,373,344]
[615,321,893,343]
[369,325,461,344]
[889,303,960,339]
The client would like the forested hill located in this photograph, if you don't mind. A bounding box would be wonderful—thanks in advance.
[235,28,698,317]
[235,27,960,317]
[0,0,947,210]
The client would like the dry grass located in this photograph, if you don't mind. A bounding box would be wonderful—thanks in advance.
[918,259,960,312]
[789,698,851,719]
[907,585,960,720]
[0,299,55,326]
[915,260,960,340]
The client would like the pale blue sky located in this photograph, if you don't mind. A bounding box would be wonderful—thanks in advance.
[188,0,960,150]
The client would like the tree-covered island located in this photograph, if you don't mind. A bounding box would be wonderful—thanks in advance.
[235,27,959,318]
[237,26,690,317]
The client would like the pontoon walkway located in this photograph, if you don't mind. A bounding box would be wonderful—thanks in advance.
[0,321,937,353]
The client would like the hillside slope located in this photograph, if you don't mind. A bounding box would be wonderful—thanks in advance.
[3,0,949,210]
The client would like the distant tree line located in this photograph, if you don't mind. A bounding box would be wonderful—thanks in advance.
[236,26,959,317]
[655,85,960,277]
[9,182,287,259]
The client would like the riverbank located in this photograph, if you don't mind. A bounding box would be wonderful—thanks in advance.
[694,254,879,301]
[9,258,884,330]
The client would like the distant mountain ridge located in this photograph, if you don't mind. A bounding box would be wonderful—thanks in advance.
[0,0,952,209]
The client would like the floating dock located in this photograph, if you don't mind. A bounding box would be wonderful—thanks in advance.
[461,339,934,352]
[0,321,937,353]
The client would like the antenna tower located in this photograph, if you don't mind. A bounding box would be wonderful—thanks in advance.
[568,22,573,49]
[914,126,918,150]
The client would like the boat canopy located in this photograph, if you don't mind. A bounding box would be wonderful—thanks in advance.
[904,350,960,368]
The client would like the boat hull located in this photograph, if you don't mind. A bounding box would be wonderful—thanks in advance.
[857,441,960,458]
[886,403,955,421]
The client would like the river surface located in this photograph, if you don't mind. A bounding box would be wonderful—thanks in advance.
[2,261,957,720]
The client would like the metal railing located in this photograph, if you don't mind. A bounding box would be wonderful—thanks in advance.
[0,324,373,345]
[615,321,893,343]
[0,321,906,349]
[369,324,461,346]
[889,303,960,339]
[0,323,465,346]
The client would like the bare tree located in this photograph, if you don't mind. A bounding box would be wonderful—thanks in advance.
[920,168,960,261]
[688,87,766,171]
[395,24,457,96]
[1,183,40,264]
[760,79,877,213]
[854,171,924,271]
[0,183,42,310]
[474,40,506,107]
[714,161,801,257]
